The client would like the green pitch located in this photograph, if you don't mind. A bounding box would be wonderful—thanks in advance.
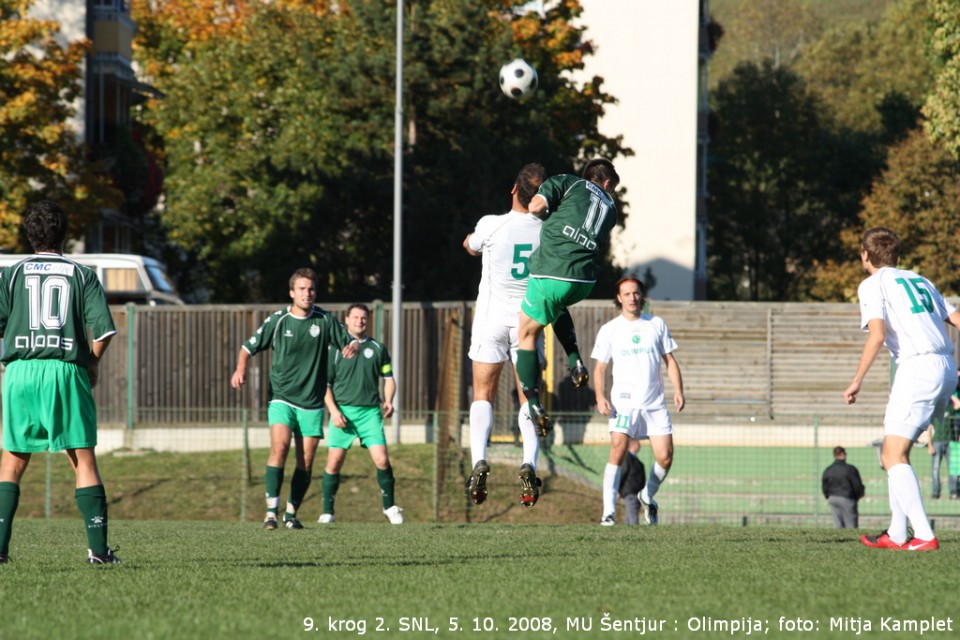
[2,519,956,639]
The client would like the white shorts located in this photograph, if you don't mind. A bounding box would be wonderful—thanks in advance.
[608,406,673,439]
[468,321,545,365]
[884,354,956,441]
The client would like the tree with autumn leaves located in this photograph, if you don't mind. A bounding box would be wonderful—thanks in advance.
[130,0,626,302]
[0,0,117,250]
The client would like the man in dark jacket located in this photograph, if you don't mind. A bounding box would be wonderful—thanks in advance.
[822,446,866,528]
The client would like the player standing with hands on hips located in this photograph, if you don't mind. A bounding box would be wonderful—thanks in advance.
[844,227,960,551]
[232,269,358,530]
[592,277,684,525]
[0,200,119,564]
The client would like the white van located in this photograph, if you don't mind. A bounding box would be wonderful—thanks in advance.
[0,253,184,305]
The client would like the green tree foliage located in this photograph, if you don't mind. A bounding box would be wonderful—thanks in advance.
[707,62,879,301]
[134,0,626,302]
[812,128,960,300]
[0,0,118,249]
[924,0,960,160]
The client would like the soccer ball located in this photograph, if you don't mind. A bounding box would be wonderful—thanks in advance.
[499,58,538,99]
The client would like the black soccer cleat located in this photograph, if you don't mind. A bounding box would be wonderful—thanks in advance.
[528,400,553,438]
[262,515,279,530]
[0,554,9,564]
[570,358,589,389]
[467,460,490,505]
[518,463,542,508]
[283,517,304,530]
[87,546,121,564]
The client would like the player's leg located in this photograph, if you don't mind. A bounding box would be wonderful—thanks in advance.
[881,434,936,545]
[516,310,546,418]
[931,441,944,499]
[369,444,402,524]
[65,448,117,562]
[283,408,323,529]
[513,367,540,472]
[320,447,348,522]
[264,414,294,529]
[552,307,588,388]
[638,409,673,526]
[602,430,629,524]
[0,451,31,563]
[467,360,502,504]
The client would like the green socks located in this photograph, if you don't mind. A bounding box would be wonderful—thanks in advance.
[75,485,108,556]
[322,472,340,515]
[377,466,396,510]
[264,465,284,517]
[516,348,540,400]
[286,468,312,518]
[552,309,582,366]
[0,482,20,556]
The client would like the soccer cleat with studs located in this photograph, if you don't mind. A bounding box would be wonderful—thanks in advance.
[518,463,542,508]
[262,515,279,530]
[570,359,589,389]
[467,460,490,505]
[283,517,304,530]
[600,514,615,526]
[528,400,553,438]
[639,491,659,526]
[383,505,404,524]
[860,530,904,550]
[87,546,121,564]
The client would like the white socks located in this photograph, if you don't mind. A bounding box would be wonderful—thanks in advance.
[602,463,620,517]
[518,404,539,469]
[887,463,934,542]
[469,401,493,467]
[641,462,669,503]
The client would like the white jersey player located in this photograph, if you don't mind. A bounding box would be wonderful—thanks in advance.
[592,278,684,526]
[845,227,960,552]
[462,163,548,509]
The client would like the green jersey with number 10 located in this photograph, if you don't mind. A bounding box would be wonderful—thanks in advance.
[0,254,117,367]
[529,174,618,283]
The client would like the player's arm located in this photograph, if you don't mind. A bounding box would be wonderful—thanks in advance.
[231,347,253,389]
[663,353,685,412]
[843,318,885,404]
[927,424,936,455]
[527,194,548,217]
[382,376,397,419]
[87,334,114,389]
[324,386,347,429]
[946,309,960,330]
[463,234,481,257]
[593,359,612,416]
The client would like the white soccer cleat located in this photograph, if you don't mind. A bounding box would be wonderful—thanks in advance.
[600,514,615,526]
[317,513,335,524]
[383,505,404,524]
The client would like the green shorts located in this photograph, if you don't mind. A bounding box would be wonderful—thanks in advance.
[267,401,324,438]
[326,405,386,449]
[2,359,98,453]
[521,277,595,326]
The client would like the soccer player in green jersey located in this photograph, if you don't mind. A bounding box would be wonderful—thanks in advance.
[231,269,358,530]
[516,159,620,452]
[0,200,120,564]
[319,304,402,524]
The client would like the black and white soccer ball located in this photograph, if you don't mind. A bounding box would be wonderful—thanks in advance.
[499,58,538,100]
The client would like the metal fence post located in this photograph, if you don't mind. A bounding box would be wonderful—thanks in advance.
[241,408,249,522]
[126,303,136,432]
[813,415,820,522]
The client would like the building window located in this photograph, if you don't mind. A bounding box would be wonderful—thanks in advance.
[93,0,126,10]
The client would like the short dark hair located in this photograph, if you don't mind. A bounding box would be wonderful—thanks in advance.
[23,200,68,253]
[861,227,899,268]
[833,446,846,458]
[582,158,619,190]
[614,276,646,309]
[347,303,369,316]
[515,163,547,209]
[289,268,317,290]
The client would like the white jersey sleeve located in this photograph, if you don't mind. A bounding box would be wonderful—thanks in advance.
[858,266,955,361]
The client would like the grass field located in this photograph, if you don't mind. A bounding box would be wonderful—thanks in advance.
[2,520,957,640]
[4,445,960,639]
